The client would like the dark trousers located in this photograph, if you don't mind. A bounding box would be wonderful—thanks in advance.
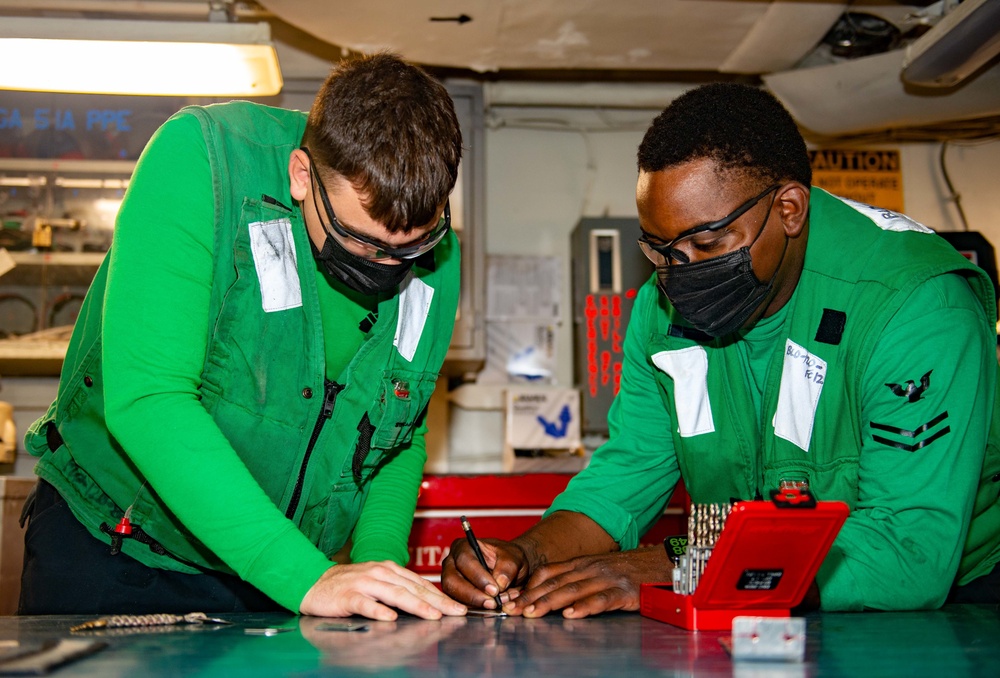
[948,560,1000,604]
[18,479,284,615]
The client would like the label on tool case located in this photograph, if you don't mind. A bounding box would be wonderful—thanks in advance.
[737,569,784,590]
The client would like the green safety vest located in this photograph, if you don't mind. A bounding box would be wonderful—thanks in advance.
[644,188,1000,583]
[25,102,460,573]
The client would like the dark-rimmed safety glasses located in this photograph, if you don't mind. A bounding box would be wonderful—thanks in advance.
[639,183,781,265]
[301,146,451,261]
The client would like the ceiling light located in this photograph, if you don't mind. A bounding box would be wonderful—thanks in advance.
[0,177,46,187]
[0,17,282,96]
[902,0,1000,88]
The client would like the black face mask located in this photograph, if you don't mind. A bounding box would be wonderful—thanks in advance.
[312,234,414,296]
[657,209,787,338]
[657,246,778,338]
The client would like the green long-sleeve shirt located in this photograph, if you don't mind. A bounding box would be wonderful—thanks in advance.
[99,113,426,608]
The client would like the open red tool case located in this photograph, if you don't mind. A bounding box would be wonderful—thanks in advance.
[640,490,849,631]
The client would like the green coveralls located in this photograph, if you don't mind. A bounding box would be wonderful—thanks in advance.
[549,188,1000,610]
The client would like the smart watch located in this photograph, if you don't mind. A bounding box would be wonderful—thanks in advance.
[663,535,688,564]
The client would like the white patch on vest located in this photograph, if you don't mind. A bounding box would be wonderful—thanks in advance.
[651,347,715,437]
[773,339,827,452]
[394,273,434,362]
[836,196,933,234]
[248,219,302,312]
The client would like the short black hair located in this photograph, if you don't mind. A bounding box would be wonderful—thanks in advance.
[637,83,811,188]
[303,52,462,233]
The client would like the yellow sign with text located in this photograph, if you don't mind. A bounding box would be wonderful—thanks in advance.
[809,149,904,213]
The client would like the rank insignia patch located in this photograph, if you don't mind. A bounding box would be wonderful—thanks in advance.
[870,411,950,452]
[885,369,932,403]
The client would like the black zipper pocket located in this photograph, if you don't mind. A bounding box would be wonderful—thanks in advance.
[285,379,343,519]
[353,413,375,480]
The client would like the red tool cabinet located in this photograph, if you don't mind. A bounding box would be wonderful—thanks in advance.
[407,473,689,580]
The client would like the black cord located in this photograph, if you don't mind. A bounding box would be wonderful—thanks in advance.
[940,140,971,231]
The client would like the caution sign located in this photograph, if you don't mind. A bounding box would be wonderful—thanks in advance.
[809,149,904,213]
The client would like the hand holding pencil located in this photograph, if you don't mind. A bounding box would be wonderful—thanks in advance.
[440,515,532,613]
[460,515,506,612]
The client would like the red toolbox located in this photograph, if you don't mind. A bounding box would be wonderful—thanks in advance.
[640,498,849,631]
[408,473,689,580]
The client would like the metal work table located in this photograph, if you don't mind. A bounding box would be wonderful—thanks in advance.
[1,605,998,677]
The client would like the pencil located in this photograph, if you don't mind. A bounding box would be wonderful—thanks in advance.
[460,515,506,612]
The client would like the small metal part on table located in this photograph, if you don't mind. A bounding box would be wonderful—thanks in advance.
[244,627,294,636]
[314,622,370,632]
[727,616,806,662]
[466,610,508,618]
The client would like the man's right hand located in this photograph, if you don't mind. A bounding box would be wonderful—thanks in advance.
[441,511,621,612]
[300,561,468,621]
[441,537,532,610]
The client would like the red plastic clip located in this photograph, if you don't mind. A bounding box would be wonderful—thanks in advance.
[769,487,817,508]
[114,515,133,535]
[392,379,410,400]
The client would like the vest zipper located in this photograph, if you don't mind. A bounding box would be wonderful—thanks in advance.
[353,412,375,480]
[285,379,343,519]
[261,194,292,212]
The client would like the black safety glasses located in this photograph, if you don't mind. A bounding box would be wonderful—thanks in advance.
[302,147,451,261]
[639,183,780,265]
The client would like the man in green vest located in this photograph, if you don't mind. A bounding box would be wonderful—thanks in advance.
[443,83,1000,614]
[19,53,468,621]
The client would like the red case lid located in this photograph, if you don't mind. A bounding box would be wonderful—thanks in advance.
[691,500,849,610]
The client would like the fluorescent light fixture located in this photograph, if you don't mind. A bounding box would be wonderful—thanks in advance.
[902,0,1000,88]
[55,178,130,190]
[0,176,47,187]
[0,17,282,96]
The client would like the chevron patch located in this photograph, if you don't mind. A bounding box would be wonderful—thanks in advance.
[870,411,950,452]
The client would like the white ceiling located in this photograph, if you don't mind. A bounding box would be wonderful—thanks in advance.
[258,0,1000,136]
[3,0,999,136]
[264,0,852,75]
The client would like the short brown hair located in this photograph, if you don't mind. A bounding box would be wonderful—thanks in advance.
[303,52,462,233]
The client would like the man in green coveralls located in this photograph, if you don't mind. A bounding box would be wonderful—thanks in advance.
[19,53,468,621]
[443,83,1000,615]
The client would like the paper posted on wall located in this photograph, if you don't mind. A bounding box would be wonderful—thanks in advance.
[481,255,561,384]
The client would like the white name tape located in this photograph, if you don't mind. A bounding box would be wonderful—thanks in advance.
[248,218,302,313]
[652,346,715,437]
[394,273,434,362]
[773,339,827,452]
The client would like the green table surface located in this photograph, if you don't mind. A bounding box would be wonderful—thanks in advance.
[1,605,998,677]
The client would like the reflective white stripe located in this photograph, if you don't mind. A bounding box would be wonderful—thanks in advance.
[773,339,827,452]
[248,218,302,312]
[394,273,434,362]
[652,346,715,437]
[836,195,933,233]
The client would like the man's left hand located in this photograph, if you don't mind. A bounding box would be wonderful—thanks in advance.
[504,546,672,619]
